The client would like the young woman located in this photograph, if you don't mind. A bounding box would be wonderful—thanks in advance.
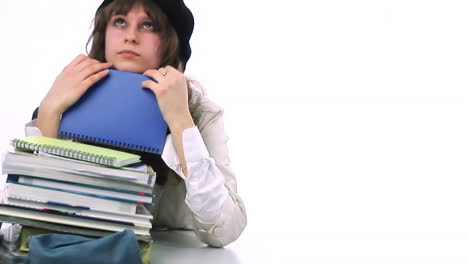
[27,0,247,248]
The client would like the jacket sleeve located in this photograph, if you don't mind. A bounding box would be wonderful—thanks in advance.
[162,108,247,247]
[189,109,247,247]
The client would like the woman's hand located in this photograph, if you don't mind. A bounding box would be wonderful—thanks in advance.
[142,66,195,177]
[37,54,112,137]
[40,54,112,116]
[142,66,194,130]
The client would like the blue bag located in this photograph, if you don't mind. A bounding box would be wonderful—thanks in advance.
[29,229,142,264]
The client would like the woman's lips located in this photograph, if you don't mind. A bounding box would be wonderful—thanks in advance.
[119,50,139,58]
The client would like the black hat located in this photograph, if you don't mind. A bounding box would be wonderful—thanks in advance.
[97,0,194,71]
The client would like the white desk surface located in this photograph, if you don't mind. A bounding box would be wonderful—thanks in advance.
[150,228,468,264]
[150,230,241,264]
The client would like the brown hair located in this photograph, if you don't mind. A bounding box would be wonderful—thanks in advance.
[86,0,181,69]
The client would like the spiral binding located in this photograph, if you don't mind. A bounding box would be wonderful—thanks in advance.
[59,132,159,153]
[12,139,117,166]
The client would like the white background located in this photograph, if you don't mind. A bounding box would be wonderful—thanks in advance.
[1,1,468,263]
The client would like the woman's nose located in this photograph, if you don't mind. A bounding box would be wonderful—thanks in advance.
[124,27,138,43]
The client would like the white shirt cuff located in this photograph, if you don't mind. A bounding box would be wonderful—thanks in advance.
[25,120,42,137]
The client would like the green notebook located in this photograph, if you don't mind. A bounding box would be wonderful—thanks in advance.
[11,136,141,167]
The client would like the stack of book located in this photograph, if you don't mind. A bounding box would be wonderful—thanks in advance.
[0,136,156,242]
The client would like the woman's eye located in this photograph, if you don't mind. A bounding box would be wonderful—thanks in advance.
[142,21,154,30]
[113,18,126,26]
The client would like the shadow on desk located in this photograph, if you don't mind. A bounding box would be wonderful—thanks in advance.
[151,230,241,264]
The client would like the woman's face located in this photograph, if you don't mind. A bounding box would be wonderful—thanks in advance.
[105,3,162,73]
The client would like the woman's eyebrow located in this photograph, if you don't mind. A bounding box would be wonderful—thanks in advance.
[136,15,152,21]
[110,14,152,21]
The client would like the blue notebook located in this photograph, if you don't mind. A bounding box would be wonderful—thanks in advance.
[59,69,167,154]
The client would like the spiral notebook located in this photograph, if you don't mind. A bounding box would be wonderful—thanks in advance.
[58,69,168,154]
[11,136,141,167]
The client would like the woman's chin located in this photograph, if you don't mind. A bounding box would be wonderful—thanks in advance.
[112,63,146,74]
